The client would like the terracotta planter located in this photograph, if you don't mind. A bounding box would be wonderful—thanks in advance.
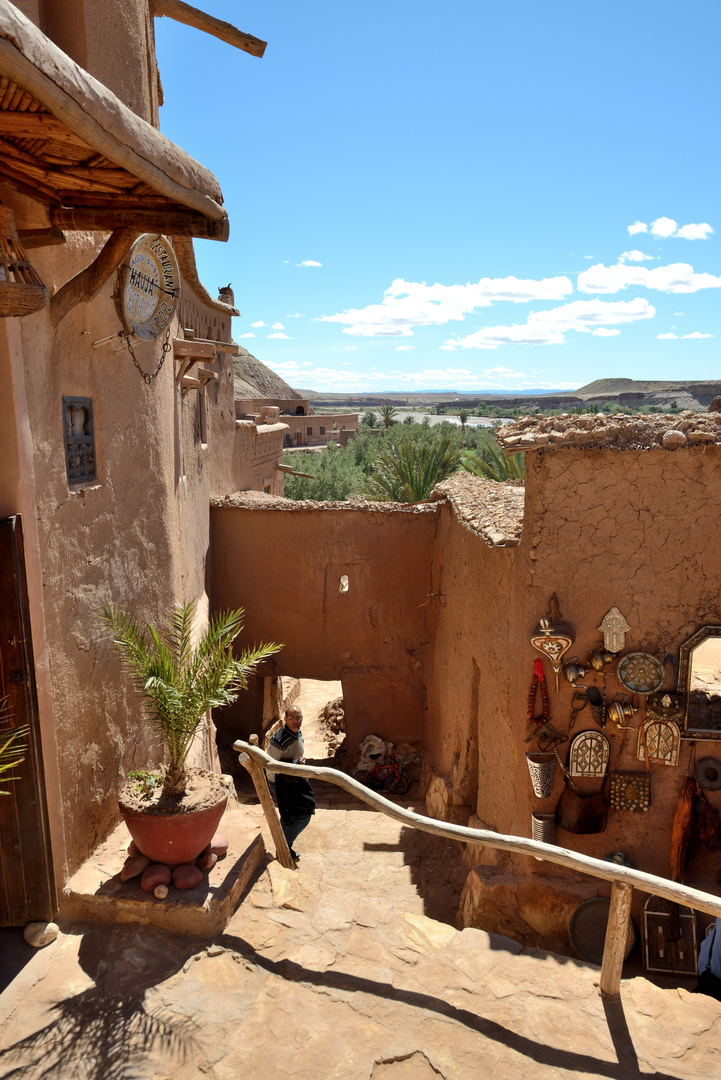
[119,790,228,866]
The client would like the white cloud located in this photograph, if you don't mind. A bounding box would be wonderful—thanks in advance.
[282,260,289,264]
[267,332,291,340]
[239,332,255,339]
[395,345,415,352]
[619,250,654,262]
[251,320,265,328]
[272,322,285,330]
[583,255,594,259]
[268,361,578,392]
[592,328,621,336]
[445,298,654,350]
[321,274,573,337]
[628,218,713,240]
[676,222,714,240]
[674,312,685,316]
[297,259,322,267]
[651,216,678,237]
[578,262,721,294]
[657,331,714,340]
[286,313,303,318]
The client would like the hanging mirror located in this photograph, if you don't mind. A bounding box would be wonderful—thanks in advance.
[679,626,721,740]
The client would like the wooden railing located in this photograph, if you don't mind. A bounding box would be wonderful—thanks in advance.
[234,739,721,997]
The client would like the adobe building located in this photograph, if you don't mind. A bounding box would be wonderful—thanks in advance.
[210,409,721,955]
[0,0,272,925]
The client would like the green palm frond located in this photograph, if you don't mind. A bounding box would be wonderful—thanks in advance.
[460,434,525,482]
[0,698,28,795]
[99,599,281,793]
[364,437,460,502]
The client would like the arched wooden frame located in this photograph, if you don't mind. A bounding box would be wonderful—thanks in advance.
[678,625,721,742]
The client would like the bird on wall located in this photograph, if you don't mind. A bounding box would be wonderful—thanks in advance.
[218,283,234,306]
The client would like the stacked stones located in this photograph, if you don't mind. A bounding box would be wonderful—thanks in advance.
[118,831,229,899]
[497,411,721,454]
[433,473,525,547]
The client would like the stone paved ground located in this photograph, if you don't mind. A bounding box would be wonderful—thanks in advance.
[1,682,720,1078]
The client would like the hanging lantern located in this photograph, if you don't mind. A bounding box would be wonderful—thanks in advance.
[0,206,49,318]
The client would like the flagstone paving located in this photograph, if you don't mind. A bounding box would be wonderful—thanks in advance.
[2,681,720,1079]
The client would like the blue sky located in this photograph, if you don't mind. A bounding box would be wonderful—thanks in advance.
[156,1,719,394]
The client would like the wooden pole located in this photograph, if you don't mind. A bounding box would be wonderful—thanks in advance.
[600,881,634,997]
[153,0,267,57]
[232,740,721,921]
[50,207,229,242]
[238,739,294,870]
[49,228,135,329]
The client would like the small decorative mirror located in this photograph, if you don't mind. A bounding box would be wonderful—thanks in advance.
[679,626,721,740]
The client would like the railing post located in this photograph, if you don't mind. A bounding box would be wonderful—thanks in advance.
[599,881,634,996]
[238,735,295,870]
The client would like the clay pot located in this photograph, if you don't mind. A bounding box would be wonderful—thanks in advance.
[119,789,228,867]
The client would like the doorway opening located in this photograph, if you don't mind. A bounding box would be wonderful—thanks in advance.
[263,677,345,764]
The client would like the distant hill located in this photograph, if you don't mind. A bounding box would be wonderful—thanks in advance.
[233,347,301,400]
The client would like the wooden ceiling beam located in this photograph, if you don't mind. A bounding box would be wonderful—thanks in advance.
[153,0,267,58]
[0,111,88,145]
[50,205,230,241]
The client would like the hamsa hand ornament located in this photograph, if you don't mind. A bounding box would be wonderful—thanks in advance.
[531,595,574,693]
[598,606,631,654]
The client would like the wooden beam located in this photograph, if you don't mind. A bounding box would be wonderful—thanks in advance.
[50,206,229,241]
[49,228,135,329]
[238,736,294,868]
[0,112,88,145]
[599,881,634,997]
[232,740,721,921]
[153,0,267,58]
[17,227,66,249]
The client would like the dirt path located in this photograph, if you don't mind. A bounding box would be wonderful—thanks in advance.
[293,678,343,760]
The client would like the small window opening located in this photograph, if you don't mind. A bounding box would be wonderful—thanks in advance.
[339,575,349,593]
[307,426,312,436]
[319,426,325,435]
[63,396,96,485]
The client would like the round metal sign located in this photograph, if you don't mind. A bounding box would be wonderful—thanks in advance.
[118,234,180,340]
[695,756,721,791]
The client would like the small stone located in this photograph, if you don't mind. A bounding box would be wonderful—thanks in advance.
[197,851,218,871]
[708,396,721,413]
[687,430,716,443]
[662,429,687,448]
[120,854,150,882]
[209,833,229,858]
[206,944,225,956]
[141,864,172,892]
[154,884,169,899]
[172,863,203,889]
[24,921,59,948]
[127,840,139,856]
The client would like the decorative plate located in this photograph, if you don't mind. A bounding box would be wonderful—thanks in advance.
[569,897,637,965]
[617,652,665,695]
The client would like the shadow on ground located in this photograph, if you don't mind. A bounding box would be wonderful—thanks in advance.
[0,926,200,1080]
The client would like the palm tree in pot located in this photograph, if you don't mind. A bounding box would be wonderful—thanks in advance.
[99,597,280,862]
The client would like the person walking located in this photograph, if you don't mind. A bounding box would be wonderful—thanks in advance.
[266,705,315,859]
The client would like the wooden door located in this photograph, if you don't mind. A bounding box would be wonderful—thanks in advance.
[0,516,55,925]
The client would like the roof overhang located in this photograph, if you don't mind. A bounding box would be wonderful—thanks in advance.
[0,2,228,240]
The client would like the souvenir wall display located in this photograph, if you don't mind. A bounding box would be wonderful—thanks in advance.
[525,659,566,751]
[531,812,555,844]
[531,595,574,693]
[569,730,610,778]
[563,658,590,686]
[617,653,665,696]
[598,606,631,654]
[609,772,650,812]
[678,626,721,740]
[526,753,556,798]
[607,695,637,730]
[642,896,698,975]
[695,757,721,791]
[646,691,685,722]
[637,719,681,767]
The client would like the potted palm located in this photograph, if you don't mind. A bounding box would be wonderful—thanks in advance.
[99,597,280,864]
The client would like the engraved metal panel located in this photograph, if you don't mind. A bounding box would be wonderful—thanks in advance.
[642,896,698,975]
[637,719,681,767]
[569,730,610,778]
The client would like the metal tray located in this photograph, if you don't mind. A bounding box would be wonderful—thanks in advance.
[617,652,665,696]
[569,897,637,964]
